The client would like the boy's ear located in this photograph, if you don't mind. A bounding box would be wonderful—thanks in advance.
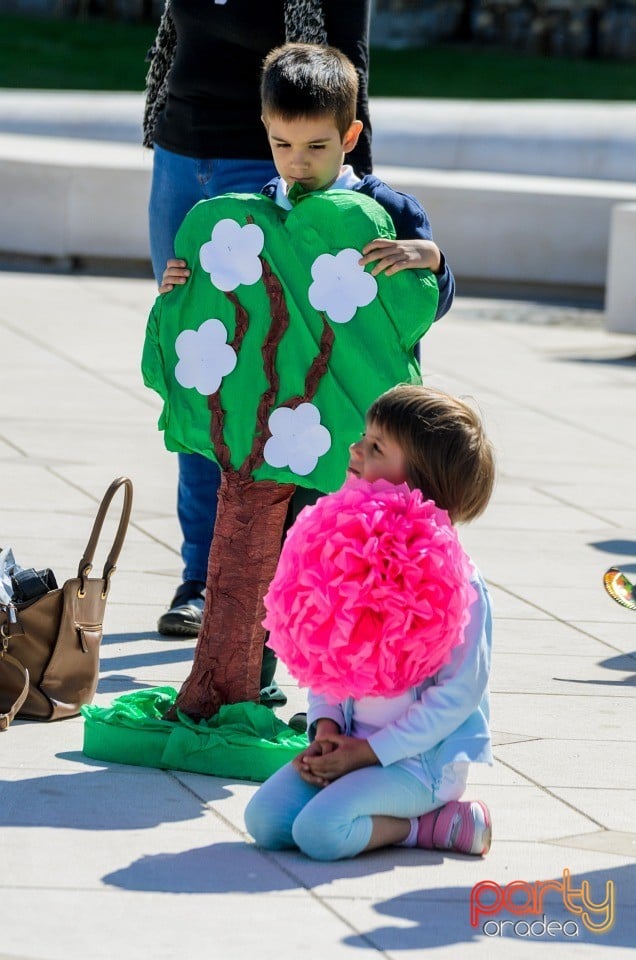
[343,120,363,155]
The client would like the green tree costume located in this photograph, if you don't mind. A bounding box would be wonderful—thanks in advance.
[143,188,438,717]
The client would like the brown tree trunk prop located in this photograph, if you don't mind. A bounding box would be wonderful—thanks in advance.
[172,247,334,721]
[172,472,295,719]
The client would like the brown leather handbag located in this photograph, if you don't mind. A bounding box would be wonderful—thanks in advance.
[0,477,133,730]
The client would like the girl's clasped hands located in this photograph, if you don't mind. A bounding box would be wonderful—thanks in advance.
[294,726,378,787]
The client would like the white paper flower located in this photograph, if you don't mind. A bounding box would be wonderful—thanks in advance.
[174,318,237,395]
[308,248,378,323]
[199,218,264,291]
[264,403,331,477]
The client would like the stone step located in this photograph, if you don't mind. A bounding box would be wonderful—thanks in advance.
[1,92,635,182]
[3,130,636,299]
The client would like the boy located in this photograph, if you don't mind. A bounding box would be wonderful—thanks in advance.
[157,44,454,703]
[161,42,454,320]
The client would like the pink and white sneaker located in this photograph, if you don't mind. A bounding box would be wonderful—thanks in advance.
[417,800,492,856]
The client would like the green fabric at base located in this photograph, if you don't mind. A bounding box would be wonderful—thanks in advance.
[81,687,307,782]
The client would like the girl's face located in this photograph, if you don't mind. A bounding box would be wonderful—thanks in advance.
[347,420,408,485]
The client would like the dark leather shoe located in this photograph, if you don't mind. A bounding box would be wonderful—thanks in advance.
[157,580,205,637]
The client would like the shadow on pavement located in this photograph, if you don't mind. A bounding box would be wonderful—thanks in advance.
[343,865,636,951]
[102,840,435,894]
[97,675,157,693]
[589,539,636,558]
[98,646,193,672]
[559,354,636,367]
[101,631,170,646]
[554,652,636,689]
[0,768,229,830]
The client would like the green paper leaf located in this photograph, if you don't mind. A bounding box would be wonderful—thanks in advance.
[141,190,438,493]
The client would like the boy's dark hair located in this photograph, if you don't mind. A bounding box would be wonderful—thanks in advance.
[367,385,496,524]
[261,43,358,137]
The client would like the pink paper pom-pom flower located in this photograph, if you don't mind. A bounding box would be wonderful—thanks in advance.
[263,477,477,703]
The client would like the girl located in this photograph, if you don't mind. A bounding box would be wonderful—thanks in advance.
[244,384,496,861]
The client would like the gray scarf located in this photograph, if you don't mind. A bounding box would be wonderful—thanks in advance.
[143,0,327,148]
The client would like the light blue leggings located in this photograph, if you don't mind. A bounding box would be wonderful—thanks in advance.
[244,760,437,861]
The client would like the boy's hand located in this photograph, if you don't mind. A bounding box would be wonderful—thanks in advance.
[359,239,442,277]
[159,258,191,294]
[302,735,378,783]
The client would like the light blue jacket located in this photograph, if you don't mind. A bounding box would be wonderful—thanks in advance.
[306,570,493,801]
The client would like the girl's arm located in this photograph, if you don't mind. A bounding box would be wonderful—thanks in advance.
[306,689,345,742]
[366,574,492,766]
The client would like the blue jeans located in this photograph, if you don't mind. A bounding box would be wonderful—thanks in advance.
[244,760,436,861]
[149,145,276,583]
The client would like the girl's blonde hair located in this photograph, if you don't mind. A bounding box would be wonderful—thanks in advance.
[367,384,495,523]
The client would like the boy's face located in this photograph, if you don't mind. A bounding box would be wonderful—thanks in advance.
[262,113,362,193]
[347,420,408,486]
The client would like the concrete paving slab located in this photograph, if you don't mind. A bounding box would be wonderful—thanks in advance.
[492,618,622,658]
[336,895,636,958]
[0,764,215,834]
[0,889,383,960]
[550,788,636,834]
[491,652,636,698]
[480,583,549,619]
[461,529,633,588]
[569,621,636,656]
[0,716,87,770]
[496,739,634,789]
[98,643,195,691]
[507,584,636,623]
[476,502,613,532]
[493,694,635,742]
[464,759,533,788]
[464,784,599,843]
[273,841,635,900]
[549,831,636,858]
[2,273,635,957]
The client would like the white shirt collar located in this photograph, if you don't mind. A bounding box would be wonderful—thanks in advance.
[274,165,361,209]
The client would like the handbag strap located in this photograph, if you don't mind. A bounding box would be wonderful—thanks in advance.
[0,633,30,731]
[77,477,134,586]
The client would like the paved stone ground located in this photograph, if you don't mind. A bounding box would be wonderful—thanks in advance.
[1,271,635,959]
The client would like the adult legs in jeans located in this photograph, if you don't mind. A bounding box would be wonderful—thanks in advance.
[149,147,276,636]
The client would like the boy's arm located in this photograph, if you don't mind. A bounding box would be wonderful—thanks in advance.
[431,250,455,320]
[359,237,442,276]
[356,183,455,320]
[359,239,455,322]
